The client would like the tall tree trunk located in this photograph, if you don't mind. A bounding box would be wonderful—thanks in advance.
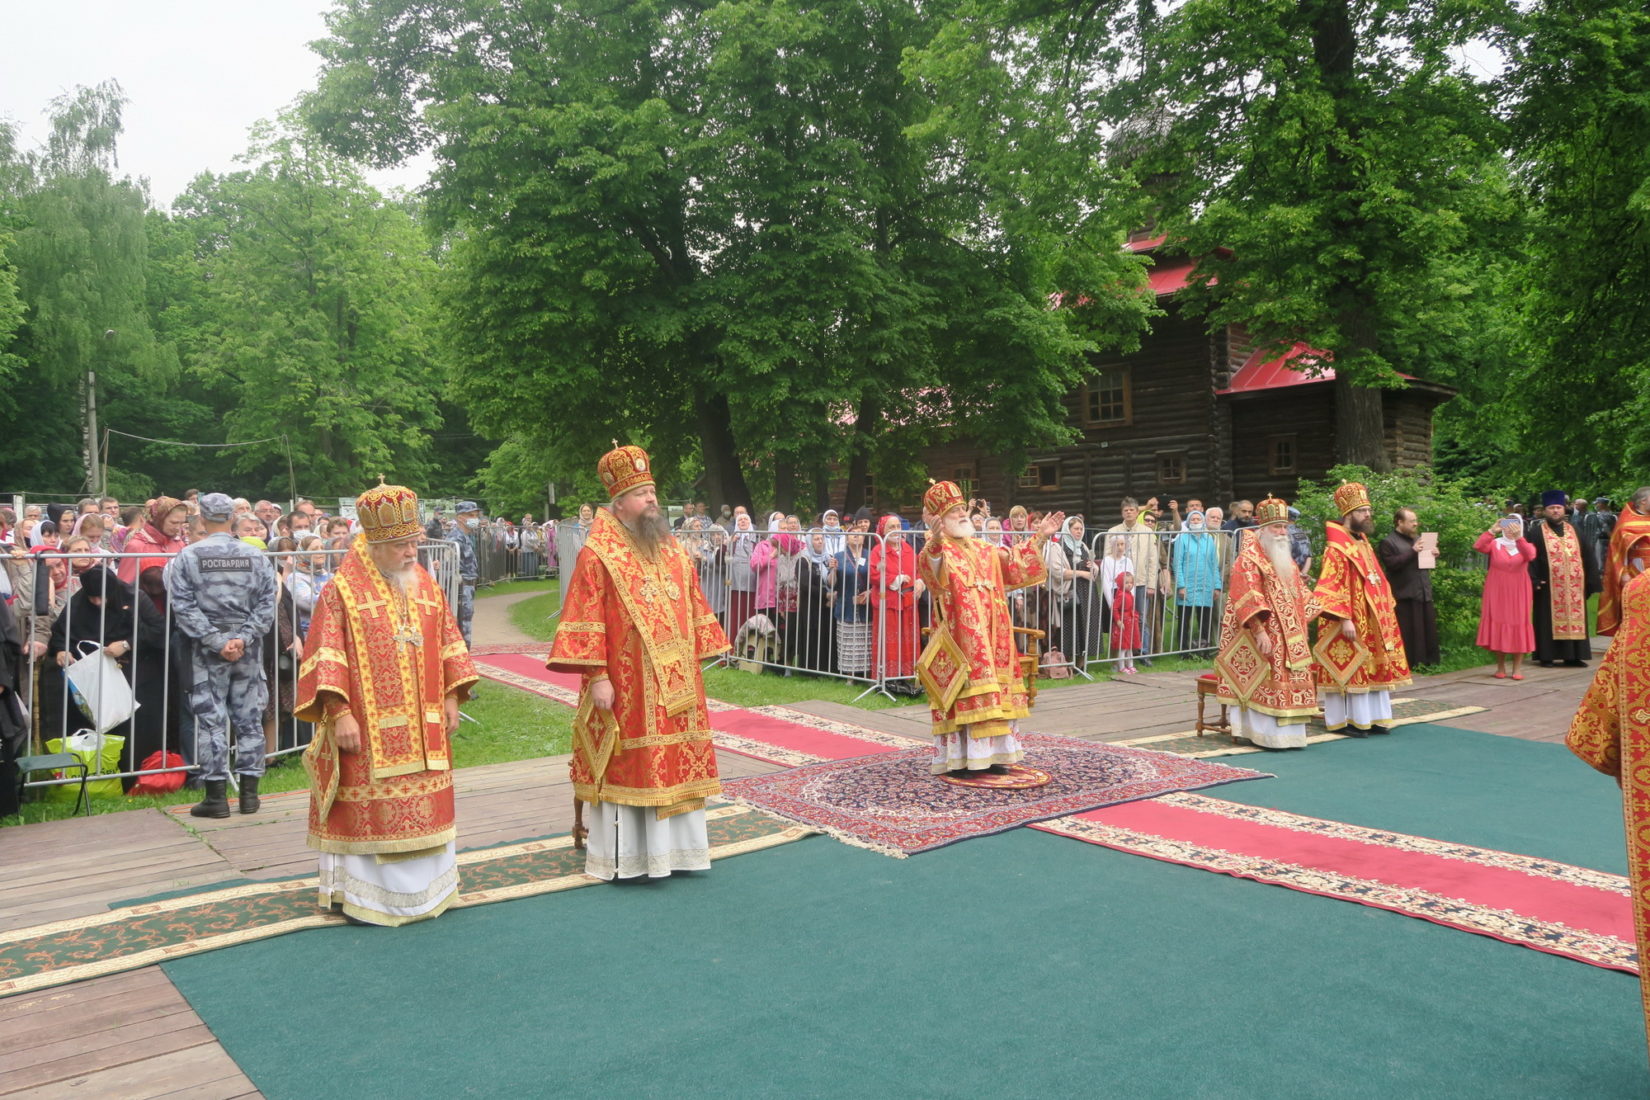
[1309,0,1389,470]
[1333,374,1389,469]
[841,394,882,514]
[694,390,752,512]
[773,460,796,516]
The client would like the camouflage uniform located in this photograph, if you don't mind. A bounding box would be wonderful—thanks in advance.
[455,508,480,648]
[165,532,278,780]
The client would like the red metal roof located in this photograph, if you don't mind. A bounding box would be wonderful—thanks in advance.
[1217,342,1334,395]
[1147,261,1198,297]
[1126,234,1168,253]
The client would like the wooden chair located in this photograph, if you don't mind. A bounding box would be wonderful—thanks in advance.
[1014,627,1046,707]
[1194,673,1232,738]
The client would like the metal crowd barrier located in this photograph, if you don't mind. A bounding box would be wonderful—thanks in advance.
[13,538,462,798]
[660,522,1252,698]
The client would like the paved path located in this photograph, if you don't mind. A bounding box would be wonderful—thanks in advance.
[471,586,551,649]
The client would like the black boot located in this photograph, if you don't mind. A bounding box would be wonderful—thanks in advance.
[191,780,231,819]
[239,775,261,814]
[1339,727,1368,739]
[1368,725,1392,735]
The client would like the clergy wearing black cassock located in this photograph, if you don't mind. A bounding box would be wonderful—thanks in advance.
[1377,512,1440,668]
[1529,492,1600,667]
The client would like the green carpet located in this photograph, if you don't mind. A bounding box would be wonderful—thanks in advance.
[1200,723,1628,873]
[166,822,1646,1097]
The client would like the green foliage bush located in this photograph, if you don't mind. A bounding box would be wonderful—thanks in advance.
[1294,464,1510,670]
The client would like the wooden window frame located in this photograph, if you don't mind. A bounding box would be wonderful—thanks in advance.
[1084,367,1134,427]
[1017,462,1061,492]
[1267,434,1298,476]
[1156,451,1187,486]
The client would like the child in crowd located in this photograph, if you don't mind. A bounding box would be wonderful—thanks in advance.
[1112,569,1140,674]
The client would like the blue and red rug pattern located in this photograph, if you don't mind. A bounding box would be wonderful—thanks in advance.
[719,733,1271,857]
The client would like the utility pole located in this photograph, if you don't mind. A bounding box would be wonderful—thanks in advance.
[84,329,114,496]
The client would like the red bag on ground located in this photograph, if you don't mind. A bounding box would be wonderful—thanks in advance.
[127,751,188,795]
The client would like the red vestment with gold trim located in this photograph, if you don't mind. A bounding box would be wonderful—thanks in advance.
[1566,569,1650,1059]
[1600,504,1650,637]
[1313,523,1412,692]
[297,536,478,855]
[1216,533,1318,720]
[547,509,730,810]
[917,533,1047,738]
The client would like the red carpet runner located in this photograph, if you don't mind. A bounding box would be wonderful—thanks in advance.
[473,648,1637,973]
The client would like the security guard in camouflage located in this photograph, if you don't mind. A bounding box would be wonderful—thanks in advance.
[165,493,278,818]
[454,500,481,647]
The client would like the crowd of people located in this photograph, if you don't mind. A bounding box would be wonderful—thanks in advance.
[5,476,1646,813]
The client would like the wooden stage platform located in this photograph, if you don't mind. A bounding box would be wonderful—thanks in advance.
[0,649,1607,1098]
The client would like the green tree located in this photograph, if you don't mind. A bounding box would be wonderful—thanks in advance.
[305,0,1151,513]
[1043,0,1516,469]
[0,82,172,495]
[1497,1,1650,488]
[157,120,448,497]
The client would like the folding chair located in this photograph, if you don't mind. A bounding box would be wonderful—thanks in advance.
[17,753,91,816]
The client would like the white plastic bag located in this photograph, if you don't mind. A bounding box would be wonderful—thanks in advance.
[64,644,139,734]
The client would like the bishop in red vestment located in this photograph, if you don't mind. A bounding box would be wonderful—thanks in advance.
[1312,482,1412,736]
[547,445,731,880]
[297,482,478,926]
[1215,497,1318,749]
[1566,569,1650,1060]
[1599,489,1650,637]
[916,480,1060,776]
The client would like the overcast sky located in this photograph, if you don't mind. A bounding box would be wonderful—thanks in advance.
[2,0,426,207]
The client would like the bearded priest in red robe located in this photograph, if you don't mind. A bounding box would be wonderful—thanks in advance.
[917,480,1062,777]
[547,445,731,880]
[1215,497,1318,749]
[297,482,478,926]
[1598,487,1650,638]
[1566,569,1650,1059]
[1312,481,1412,736]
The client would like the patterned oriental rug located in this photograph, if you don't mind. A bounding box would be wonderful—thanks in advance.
[1034,794,1638,974]
[0,805,808,999]
[718,734,1272,858]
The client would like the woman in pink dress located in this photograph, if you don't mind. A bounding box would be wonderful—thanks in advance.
[1474,515,1537,679]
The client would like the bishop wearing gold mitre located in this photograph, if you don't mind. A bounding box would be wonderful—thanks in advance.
[297,481,478,926]
[1312,481,1411,736]
[1598,487,1650,637]
[547,444,731,880]
[916,479,1063,777]
[1214,496,1318,750]
[1566,569,1650,1061]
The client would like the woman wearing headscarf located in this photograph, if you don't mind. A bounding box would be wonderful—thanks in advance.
[725,511,761,637]
[47,566,169,790]
[751,528,802,668]
[831,528,873,676]
[1059,516,1100,671]
[791,528,838,673]
[1475,515,1537,679]
[118,496,188,603]
[869,515,923,692]
[1172,509,1222,652]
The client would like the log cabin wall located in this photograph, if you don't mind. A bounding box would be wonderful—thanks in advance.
[1226,387,1339,503]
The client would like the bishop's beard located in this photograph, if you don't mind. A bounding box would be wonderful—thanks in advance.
[626,511,674,559]
[375,562,415,592]
[1259,530,1298,580]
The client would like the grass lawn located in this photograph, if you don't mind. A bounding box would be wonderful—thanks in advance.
[508,589,562,640]
[0,686,572,829]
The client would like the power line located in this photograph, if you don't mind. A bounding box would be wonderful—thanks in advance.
[103,430,283,449]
